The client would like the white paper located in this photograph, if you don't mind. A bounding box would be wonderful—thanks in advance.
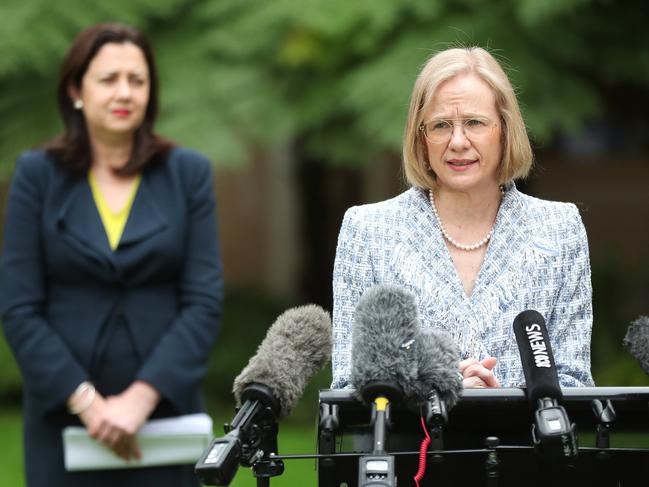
[63,413,214,471]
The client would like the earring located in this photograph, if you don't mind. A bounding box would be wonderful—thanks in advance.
[73,99,83,110]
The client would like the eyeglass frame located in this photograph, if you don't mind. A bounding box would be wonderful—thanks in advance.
[419,116,500,144]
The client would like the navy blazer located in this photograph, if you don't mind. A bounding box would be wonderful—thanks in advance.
[0,147,223,486]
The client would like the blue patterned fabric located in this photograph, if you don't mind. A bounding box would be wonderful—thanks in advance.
[332,184,594,389]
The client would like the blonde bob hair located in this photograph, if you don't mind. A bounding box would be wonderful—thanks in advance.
[403,47,533,190]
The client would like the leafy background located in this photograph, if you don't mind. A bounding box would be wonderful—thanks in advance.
[0,3,648,484]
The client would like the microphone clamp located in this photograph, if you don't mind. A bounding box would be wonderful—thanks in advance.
[531,397,578,463]
[195,383,284,485]
[422,390,448,428]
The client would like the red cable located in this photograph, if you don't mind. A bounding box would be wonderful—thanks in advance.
[413,416,431,487]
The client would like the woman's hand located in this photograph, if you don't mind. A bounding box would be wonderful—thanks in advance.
[77,381,160,460]
[460,357,501,388]
[77,393,140,460]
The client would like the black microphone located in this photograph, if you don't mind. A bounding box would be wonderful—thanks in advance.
[623,315,649,376]
[195,305,332,486]
[351,284,422,487]
[513,309,578,463]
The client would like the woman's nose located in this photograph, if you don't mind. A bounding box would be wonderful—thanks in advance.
[115,78,131,98]
[448,122,471,149]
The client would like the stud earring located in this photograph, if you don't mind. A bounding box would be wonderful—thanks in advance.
[73,99,83,110]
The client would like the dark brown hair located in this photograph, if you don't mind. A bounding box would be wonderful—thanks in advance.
[45,22,173,175]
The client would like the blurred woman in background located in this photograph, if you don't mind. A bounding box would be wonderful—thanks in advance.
[0,22,223,487]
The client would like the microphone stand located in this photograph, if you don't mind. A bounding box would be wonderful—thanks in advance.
[591,399,617,487]
[422,391,448,463]
[195,384,285,486]
[591,399,616,454]
[358,395,397,486]
[484,436,501,487]
[318,403,340,487]
[234,384,285,486]
[249,417,284,487]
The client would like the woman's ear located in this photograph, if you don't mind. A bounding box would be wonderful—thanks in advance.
[68,84,81,104]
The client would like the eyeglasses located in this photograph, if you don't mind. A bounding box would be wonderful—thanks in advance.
[419,117,499,144]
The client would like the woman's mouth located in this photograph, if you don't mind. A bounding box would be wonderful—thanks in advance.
[111,109,131,117]
[446,159,477,170]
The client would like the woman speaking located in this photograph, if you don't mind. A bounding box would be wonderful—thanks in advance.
[332,47,594,391]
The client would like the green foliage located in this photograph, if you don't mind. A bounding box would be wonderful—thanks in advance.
[0,408,24,487]
[590,252,649,387]
[0,0,184,76]
[0,0,647,171]
[204,289,289,406]
[514,0,590,26]
[0,333,21,399]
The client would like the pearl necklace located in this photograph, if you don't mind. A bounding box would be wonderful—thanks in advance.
[428,187,504,251]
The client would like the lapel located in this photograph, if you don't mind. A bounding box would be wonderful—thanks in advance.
[396,188,460,293]
[119,173,167,247]
[55,170,169,274]
[390,185,531,360]
[471,183,531,303]
[396,185,531,358]
[395,186,531,300]
[56,178,115,269]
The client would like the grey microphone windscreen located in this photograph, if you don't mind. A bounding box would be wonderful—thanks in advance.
[623,315,649,376]
[351,284,421,401]
[232,304,332,418]
[412,328,462,409]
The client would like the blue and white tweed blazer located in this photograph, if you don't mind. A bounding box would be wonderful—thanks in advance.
[331,184,594,389]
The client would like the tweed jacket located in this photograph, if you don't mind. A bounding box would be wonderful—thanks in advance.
[332,184,594,390]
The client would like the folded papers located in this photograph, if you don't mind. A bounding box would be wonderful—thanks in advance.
[63,413,213,471]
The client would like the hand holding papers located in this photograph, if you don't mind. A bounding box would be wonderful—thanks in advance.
[63,413,213,471]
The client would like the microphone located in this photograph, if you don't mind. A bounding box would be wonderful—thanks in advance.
[351,284,462,411]
[622,316,649,376]
[412,329,462,427]
[351,284,421,402]
[513,309,577,463]
[351,284,421,486]
[195,305,332,486]
[232,304,333,417]
[351,285,463,485]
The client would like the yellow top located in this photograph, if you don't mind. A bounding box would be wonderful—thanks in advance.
[374,396,389,412]
[88,172,141,250]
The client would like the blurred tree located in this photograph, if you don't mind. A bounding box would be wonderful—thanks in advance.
[155,0,649,166]
[0,0,647,170]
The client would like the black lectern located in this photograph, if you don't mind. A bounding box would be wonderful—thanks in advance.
[317,387,649,487]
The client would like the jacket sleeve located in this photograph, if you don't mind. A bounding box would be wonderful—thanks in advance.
[136,150,223,413]
[0,153,88,415]
[548,204,595,387]
[331,206,375,389]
